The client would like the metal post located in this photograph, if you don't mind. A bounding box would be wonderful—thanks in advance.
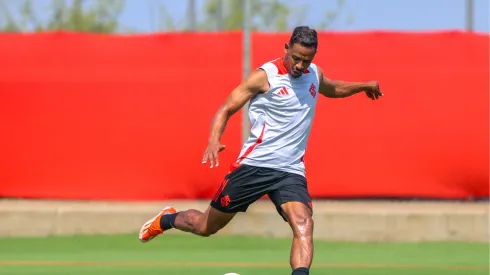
[187,0,196,31]
[465,0,473,31]
[217,0,224,30]
[149,0,155,32]
[155,0,161,31]
[241,0,251,143]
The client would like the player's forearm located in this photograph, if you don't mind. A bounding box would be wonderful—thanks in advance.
[330,80,369,98]
[208,108,230,143]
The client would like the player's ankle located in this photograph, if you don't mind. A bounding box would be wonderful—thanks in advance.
[160,212,179,230]
[292,267,309,275]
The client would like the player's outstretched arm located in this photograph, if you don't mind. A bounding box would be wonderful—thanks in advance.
[202,69,269,168]
[317,66,384,100]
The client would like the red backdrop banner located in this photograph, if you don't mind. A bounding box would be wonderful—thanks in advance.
[0,31,488,200]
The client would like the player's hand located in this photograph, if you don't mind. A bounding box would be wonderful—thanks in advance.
[202,141,226,168]
[364,81,384,100]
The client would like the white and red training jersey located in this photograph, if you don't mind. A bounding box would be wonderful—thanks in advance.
[233,58,320,177]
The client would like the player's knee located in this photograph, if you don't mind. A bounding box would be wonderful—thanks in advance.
[289,214,314,238]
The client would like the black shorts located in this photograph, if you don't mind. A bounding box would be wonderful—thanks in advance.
[210,164,313,221]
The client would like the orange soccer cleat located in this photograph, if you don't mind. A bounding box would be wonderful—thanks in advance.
[138,206,177,243]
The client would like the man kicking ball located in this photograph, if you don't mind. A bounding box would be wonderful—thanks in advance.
[139,26,383,275]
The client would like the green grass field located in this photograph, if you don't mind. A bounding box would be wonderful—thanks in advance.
[0,234,488,275]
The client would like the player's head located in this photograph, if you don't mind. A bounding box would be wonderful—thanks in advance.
[284,26,318,78]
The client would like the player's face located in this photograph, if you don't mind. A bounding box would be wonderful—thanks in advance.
[284,43,316,78]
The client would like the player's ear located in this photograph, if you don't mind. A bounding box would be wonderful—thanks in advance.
[284,43,289,54]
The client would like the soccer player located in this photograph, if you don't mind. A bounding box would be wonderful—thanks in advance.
[139,26,383,275]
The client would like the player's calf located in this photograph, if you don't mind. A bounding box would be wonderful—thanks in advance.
[280,201,314,274]
[169,209,216,237]
[160,206,236,237]
[289,215,314,271]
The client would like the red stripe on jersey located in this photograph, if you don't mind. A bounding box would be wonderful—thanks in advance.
[237,123,266,163]
[271,58,288,75]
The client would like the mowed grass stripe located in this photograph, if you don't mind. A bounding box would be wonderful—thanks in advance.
[0,260,487,270]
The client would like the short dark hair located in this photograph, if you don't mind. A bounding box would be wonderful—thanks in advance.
[288,26,318,49]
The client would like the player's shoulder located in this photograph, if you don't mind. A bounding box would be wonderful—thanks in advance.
[258,58,288,78]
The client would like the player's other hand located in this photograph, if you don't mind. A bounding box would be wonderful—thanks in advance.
[202,141,226,168]
[365,81,384,100]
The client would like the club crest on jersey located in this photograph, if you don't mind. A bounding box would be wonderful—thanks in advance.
[309,83,317,98]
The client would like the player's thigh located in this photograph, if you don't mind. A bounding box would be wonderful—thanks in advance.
[199,205,236,235]
[268,174,313,222]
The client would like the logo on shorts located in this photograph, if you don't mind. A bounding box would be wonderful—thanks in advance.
[220,195,231,207]
[309,83,317,98]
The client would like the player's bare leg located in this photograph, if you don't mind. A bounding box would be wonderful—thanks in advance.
[139,205,235,242]
[281,201,314,275]
[172,206,236,236]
